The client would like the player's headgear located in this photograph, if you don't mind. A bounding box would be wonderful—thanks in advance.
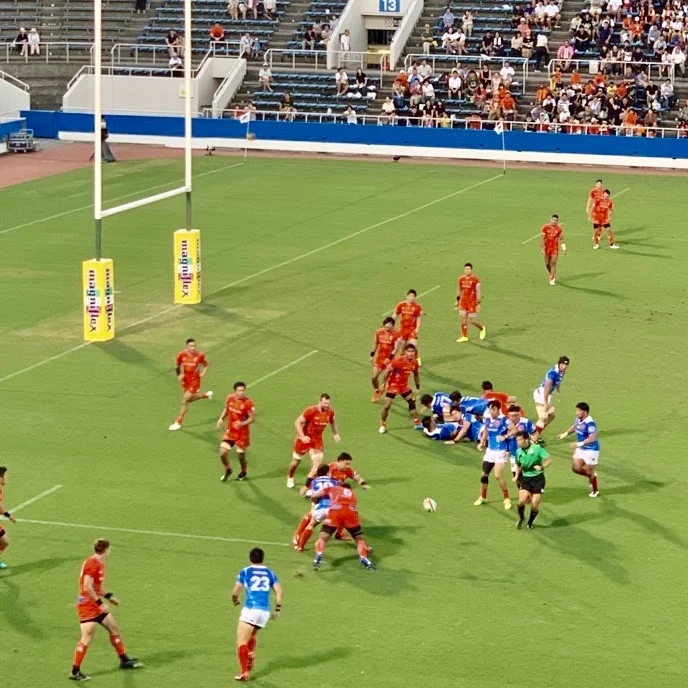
[337,452,353,463]
[233,381,246,390]
[481,381,493,391]
[316,464,330,477]
[0,466,6,478]
[420,394,433,407]
[249,547,265,564]
[94,539,110,554]
[185,338,195,344]
[407,289,417,296]
[558,355,570,364]
[383,316,395,326]
[576,402,590,413]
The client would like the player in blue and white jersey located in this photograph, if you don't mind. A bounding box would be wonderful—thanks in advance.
[474,400,512,509]
[445,411,483,444]
[505,405,537,479]
[459,395,489,418]
[232,547,283,682]
[419,391,461,422]
[533,355,570,441]
[557,401,600,497]
[293,464,337,552]
[421,415,461,442]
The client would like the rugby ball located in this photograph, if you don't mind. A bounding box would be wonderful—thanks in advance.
[423,498,437,512]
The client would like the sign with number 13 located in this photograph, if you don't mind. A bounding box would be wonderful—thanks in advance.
[379,0,401,12]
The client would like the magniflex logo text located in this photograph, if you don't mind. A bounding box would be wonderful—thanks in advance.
[178,239,194,298]
[104,266,114,332]
[85,269,101,333]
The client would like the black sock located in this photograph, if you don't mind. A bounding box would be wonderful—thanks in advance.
[72,665,80,676]
[517,504,525,520]
[120,653,129,662]
[528,509,539,526]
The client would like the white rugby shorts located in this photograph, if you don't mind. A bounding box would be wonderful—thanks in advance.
[484,449,508,464]
[311,506,329,523]
[573,448,599,466]
[239,607,270,628]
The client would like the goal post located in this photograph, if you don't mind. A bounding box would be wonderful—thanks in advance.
[82,0,197,342]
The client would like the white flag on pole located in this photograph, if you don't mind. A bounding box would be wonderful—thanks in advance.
[239,112,251,124]
[494,121,504,135]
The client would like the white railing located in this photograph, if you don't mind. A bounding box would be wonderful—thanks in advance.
[264,48,330,71]
[547,59,675,84]
[198,107,687,137]
[389,0,424,70]
[0,68,29,92]
[0,41,93,63]
[331,50,379,70]
[110,43,181,67]
[404,54,530,86]
[211,59,247,118]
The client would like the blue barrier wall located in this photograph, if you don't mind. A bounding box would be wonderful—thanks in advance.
[21,110,688,160]
[0,118,26,140]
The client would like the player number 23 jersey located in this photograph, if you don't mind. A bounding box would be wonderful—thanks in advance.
[237,564,278,611]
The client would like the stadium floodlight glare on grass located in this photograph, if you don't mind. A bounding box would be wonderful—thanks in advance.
[82,0,198,343]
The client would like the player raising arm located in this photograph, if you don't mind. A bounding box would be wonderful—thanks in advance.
[370,316,400,403]
[532,355,570,441]
[557,401,600,497]
[540,214,566,286]
[232,548,283,682]
[169,338,213,431]
[217,382,256,483]
[379,343,421,434]
[456,263,486,343]
[287,394,340,489]
[0,466,17,570]
[70,539,142,682]
[591,189,619,250]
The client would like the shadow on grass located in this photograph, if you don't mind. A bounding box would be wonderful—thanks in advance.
[0,578,45,639]
[256,646,354,680]
[89,648,196,678]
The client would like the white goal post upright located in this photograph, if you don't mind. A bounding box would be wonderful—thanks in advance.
[83,0,198,341]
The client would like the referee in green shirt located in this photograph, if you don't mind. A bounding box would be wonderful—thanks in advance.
[514,430,551,529]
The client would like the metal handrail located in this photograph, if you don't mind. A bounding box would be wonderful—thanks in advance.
[547,58,676,85]
[197,107,687,137]
[264,48,329,71]
[404,54,530,85]
[0,41,93,64]
[0,68,30,91]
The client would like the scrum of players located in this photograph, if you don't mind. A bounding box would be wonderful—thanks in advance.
[0,180,608,682]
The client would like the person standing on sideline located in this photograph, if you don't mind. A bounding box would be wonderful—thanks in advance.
[232,548,283,682]
[514,431,551,529]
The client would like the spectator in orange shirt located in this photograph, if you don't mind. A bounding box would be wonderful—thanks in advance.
[584,80,596,96]
[210,23,225,43]
[501,91,516,119]
[593,72,606,88]
[623,108,637,126]
[569,69,582,89]
[536,84,549,103]
[466,113,482,130]
[394,70,409,90]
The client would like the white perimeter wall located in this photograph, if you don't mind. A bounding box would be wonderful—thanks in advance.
[0,78,30,118]
[62,58,242,116]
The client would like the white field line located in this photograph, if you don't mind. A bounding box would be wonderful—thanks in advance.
[8,484,63,513]
[0,173,501,385]
[248,350,319,388]
[381,284,442,317]
[0,161,246,236]
[521,187,632,245]
[16,517,290,547]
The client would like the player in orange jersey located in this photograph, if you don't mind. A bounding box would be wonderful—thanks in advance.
[217,381,256,483]
[586,178,605,222]
[394,289,423,351]
[379,343,421,434]
[540,214,566,285]
[0,466,16,570]
[286,394,340,489]
[70,539,142,681]
[456,263,486,342]
[591,189,619,250]
[169,338,212,431]
[311,484,374,570]
[370,316,401,403]
[481,381,517,415]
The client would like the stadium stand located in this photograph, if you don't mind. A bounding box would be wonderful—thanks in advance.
[283,0,347,54]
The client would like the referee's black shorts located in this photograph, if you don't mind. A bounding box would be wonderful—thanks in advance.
[519,474,545,494]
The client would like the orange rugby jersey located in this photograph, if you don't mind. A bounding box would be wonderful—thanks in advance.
[458,274,480,301]
[386,355,419,390]
[541,223,563,253]
[394,301,422,332]
[329,462,355,485]
[78,555,105,602]
[592,197,614,223]
[301,405,335,439]
[375,328,400,360]
[224,394,255,430]
[176,350,207,379]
